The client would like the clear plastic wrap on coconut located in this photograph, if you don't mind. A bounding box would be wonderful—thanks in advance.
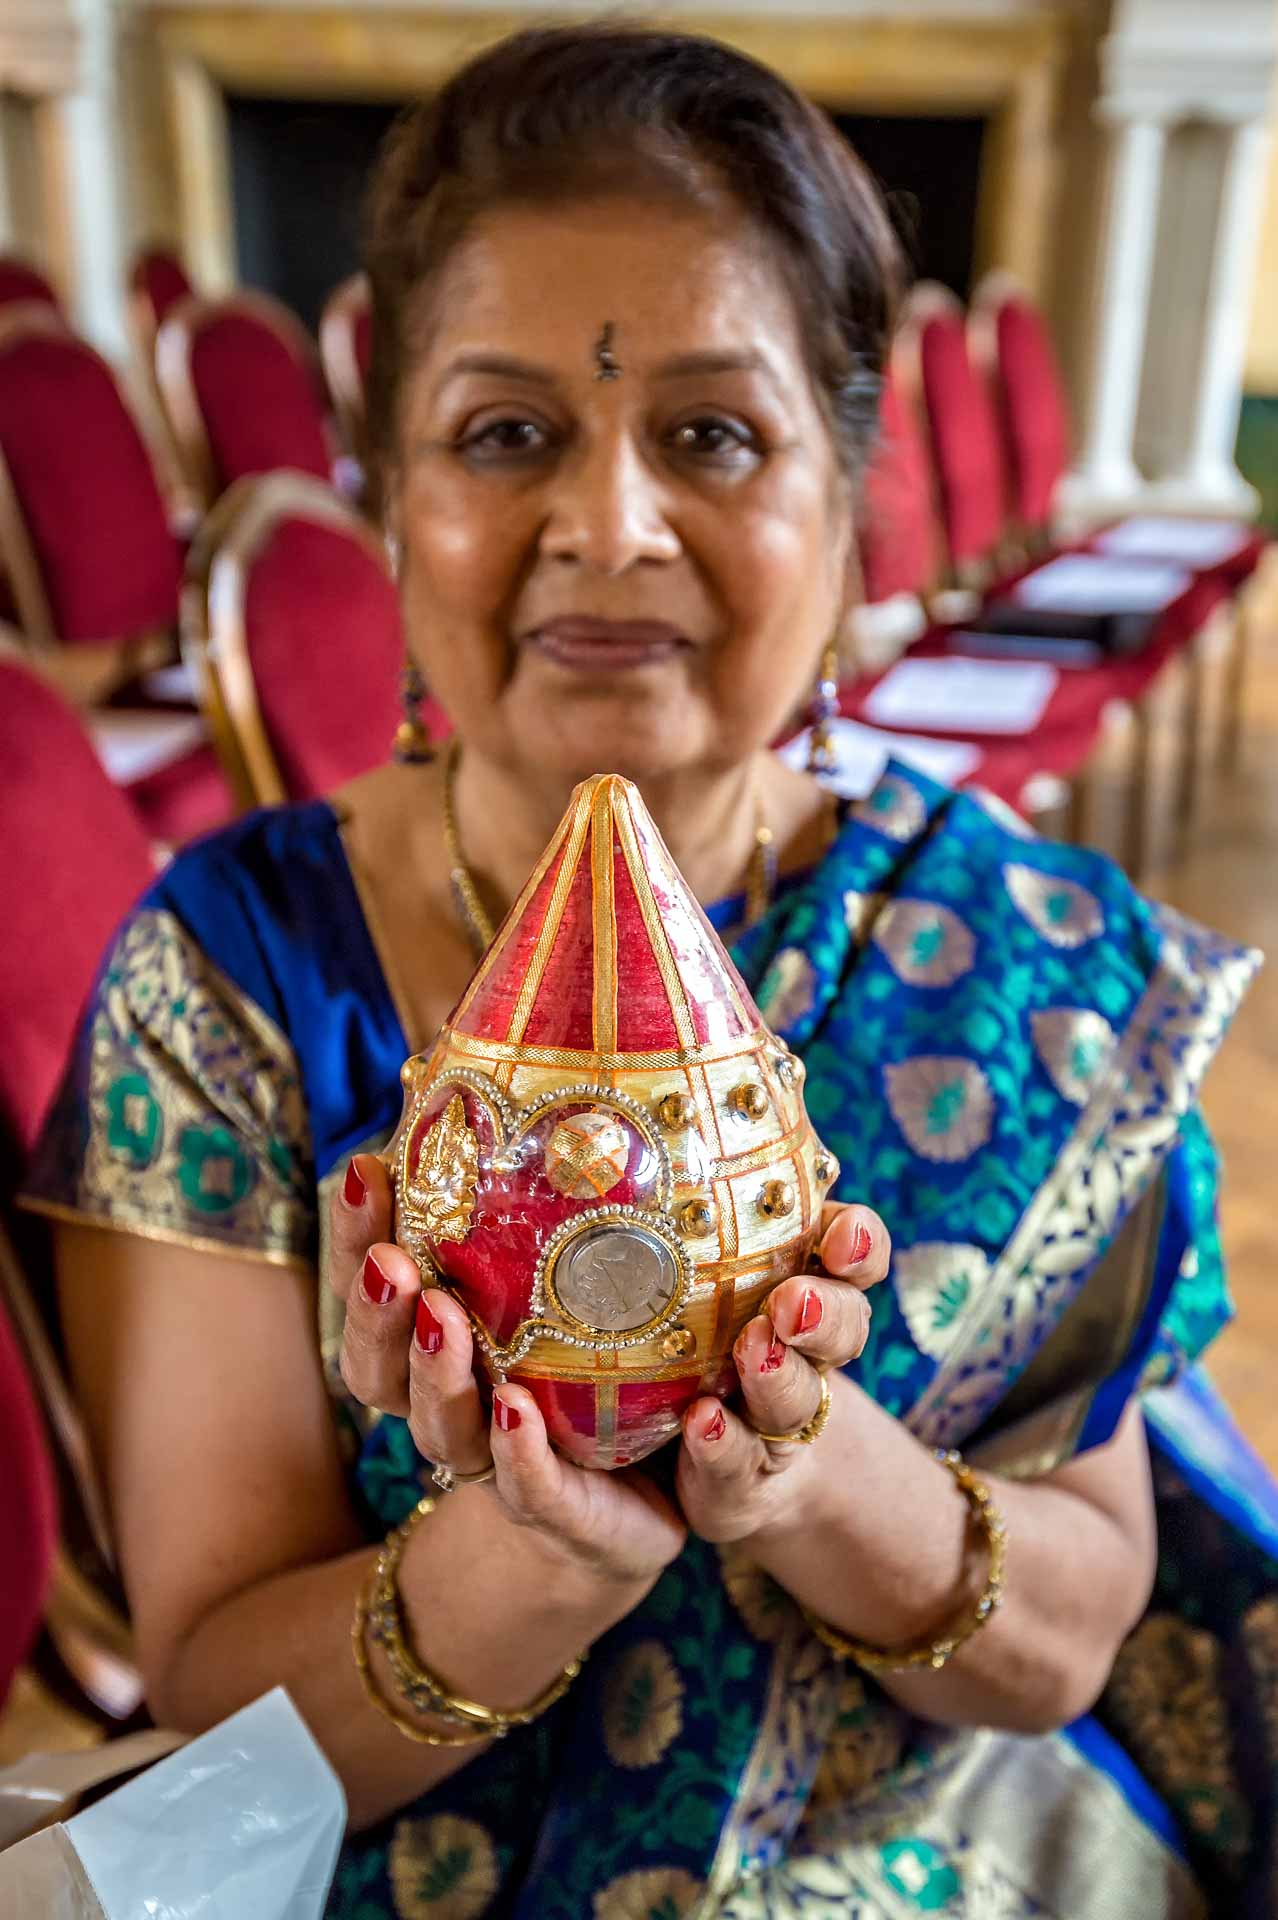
[386,773,838,1468]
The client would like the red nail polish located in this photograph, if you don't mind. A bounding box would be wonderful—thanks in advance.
[361,1251,395,1306]
[343,1159,367,1208]
[849,1222,874,1266]
[759,1330,786,1374]
[703,1406,726,1442]
[415,1294,444,1354]
[796,1286,824,1335]
[493,1394,520,1433]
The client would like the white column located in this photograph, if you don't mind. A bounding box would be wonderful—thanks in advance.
[1149,118,1270,514]
[1056,115,1167,522]
[54,0,129,360]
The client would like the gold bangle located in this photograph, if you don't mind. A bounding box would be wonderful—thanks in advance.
[751,1371,833,1447]
[802,1449,1007,1673]
[351,1579,490,1748]
[358,1496,585,1736]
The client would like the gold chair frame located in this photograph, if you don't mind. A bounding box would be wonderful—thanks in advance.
[181,468,394,810]
[155,289,335,509]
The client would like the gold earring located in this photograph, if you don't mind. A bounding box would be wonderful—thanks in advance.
[805,638,841,775]
[392,655,434,764]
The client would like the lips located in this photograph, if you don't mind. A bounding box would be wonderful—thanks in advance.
[525,616,690,671]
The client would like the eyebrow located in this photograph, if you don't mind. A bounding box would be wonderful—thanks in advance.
[434,347,775,393]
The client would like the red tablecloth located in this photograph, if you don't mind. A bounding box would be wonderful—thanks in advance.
[841,532,1268,810]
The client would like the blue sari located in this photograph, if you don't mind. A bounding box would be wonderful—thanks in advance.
[25,763,1277,1919]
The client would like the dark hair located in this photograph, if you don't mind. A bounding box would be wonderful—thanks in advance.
[364,23,902,490]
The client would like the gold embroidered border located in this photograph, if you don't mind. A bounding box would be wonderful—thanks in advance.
[907,908,1261,1448]
[450,795,574,1033]
[22,1195,313,1272]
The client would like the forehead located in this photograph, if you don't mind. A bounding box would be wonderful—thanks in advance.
[423,196,810,374]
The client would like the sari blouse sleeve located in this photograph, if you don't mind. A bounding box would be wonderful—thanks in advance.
[22,902,316,1270]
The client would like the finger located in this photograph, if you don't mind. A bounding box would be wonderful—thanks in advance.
[406,1288,491,1476]
[734,1314,825,1441]
[679,1395,763,1486]
[327,1153,394,1302]
[486,1384,577,1526]
[337,1242,420,1416]
[817,1205,891,1287]
[763,1273,872,1368]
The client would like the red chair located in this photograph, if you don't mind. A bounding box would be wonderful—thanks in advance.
[0,255,61,316]
[128,245,193,343]
[858,364,943,608]
[156,291,337,507]
[0,654,157,1158]
[969,272,1070,543]
[0,1284,56,1712]
[181,471,446,807]
[320,271,372,467]
[0,307,182,660]
[898,282,1013,588]
[0,654,157,1722]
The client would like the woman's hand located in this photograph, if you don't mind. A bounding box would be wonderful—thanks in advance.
[329,1155,687,1587]
[675,1202,889,1545]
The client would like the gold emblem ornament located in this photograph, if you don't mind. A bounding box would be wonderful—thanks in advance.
[404,1093,479,1243]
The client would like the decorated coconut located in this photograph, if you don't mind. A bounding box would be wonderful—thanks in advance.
[387,772,837,1468]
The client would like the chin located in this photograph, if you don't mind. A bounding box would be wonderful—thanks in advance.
[520,692,711,788]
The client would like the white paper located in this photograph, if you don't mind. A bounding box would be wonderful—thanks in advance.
[66,1689,344,1920]
[1012,553,1191,615]
[778,715,982,795]
[87,712,207,786]
[1093,516,1250,569]
[861,657,1058,736]
[136,661,199,705]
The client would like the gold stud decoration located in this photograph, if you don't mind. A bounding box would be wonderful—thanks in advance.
[814,1152,839,1187]
[729,1082,769,1121]
[679,1198,717,1237]
[661,1327,697,1361]
[758,1179,796,1220]
[657,1091,696,1131]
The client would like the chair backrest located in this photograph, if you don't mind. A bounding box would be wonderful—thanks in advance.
[156,291,334,506]
[127,245,194,372]
[182,471,437,807]
[858,363,943,605]
[970,271,1071,537]
[0,254,61,316]
[0,652,155,1157]
[0,307,182,649]
[899,282,1010,582]
[320,271,371,465]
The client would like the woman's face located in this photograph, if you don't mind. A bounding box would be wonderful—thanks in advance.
[392,194,855,787]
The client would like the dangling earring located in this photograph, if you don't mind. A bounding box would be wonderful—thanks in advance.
[393,654,434,763]
[805,638,841,775]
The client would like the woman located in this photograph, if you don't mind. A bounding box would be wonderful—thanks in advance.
[23,24,1276,1918]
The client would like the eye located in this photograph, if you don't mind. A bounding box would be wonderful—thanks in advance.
[457,415,557,462]
[666,414,761,466]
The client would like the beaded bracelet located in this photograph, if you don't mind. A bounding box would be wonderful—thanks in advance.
[802,1449,1007,1673]
[354,1495,585,1742]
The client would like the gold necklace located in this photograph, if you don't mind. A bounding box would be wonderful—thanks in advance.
[441,739,777,959]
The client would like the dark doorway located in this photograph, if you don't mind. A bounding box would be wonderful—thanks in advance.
[225,92,988,331]
[831,112,988,297]
[227,93,400,332]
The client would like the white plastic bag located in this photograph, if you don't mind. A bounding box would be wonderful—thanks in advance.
[0,1687,345,1917]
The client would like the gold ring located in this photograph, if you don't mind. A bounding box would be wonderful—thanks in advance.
[430,1461,497,1493]
[751,1372,832,1447]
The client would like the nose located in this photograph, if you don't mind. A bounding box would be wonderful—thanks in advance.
[539,428,681,574]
